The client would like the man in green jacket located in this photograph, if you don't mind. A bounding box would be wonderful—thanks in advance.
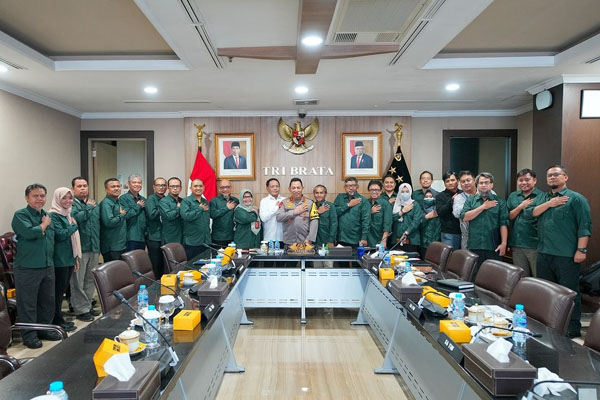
[209,179,238,247]
[532,165,592,338]
[159,177,183,244]
[99,178,127,262]
[11,184,61,348]
[181,179,211,259]
[334,177,370,247]
[367,180,392,248]
[145,177,166,278]
[119,174,147,251]
[507,169,542,277]
[461,172,509,277]
[71,177,100,321]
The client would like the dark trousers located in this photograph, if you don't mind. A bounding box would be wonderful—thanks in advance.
[53,266,74,324]
[13,267,55,342]
[146,239,165,279]
[102,250,124,262]
[213,240,231,248]
[126,241,146,252]
[537,252,582,335]
[471,249,500,279]
[184,244,211,261]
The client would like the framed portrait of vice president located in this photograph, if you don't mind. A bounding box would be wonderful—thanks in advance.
[341,132,382,179]
[215,133,255,180]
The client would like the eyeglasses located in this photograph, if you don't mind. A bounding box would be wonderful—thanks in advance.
[369,189,381,192]
[169,185,181,188]
[345,184,357,187]
[219,185,231,189]
[155,184,167,187]
[547,172,564,178]
[478,181,492,186]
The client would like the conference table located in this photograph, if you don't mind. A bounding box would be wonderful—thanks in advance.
[1,252,599,399]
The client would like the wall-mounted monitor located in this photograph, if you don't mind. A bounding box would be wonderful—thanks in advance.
[580,89,600,118]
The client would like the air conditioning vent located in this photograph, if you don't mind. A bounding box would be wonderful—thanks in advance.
[0,57,27,70]
[294,99,319,106]
[178,0,224,69]
[334,33,358,43]
[585,55,600,64]
[375,32,400,42]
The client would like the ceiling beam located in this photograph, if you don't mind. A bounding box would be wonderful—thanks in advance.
[295,0,336,74]
[217,44,400,61]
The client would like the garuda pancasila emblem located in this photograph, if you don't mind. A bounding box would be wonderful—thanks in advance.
[278,117,319,155]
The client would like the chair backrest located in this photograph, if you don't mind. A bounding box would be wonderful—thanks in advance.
[444,249,479,282]
[92,261,138,314]
[161,243,187,273]
[0,233,17,272]
[509,277,576,335]
[121,250,156,288]
[424,242,453,272]
[584,308,600,353]
[0,284,11,355]
[474,260,523,307]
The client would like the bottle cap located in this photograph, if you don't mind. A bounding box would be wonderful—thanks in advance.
[49,381,64,391]
[140,285,146,289]
[516,304,524,310]
[455,293,463,299]
[148,305,156,310]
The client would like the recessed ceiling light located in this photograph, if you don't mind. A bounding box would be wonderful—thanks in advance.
[0,65,8,73]
[445,83,460,91]
[301,36,323,47]
[295,86,309,94]
[144,86,158,94]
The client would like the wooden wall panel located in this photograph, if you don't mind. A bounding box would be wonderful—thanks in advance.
[184,116,411,201]
[532,85,563,192]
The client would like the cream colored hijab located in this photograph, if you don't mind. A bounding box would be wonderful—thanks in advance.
[49,187,82,259]
[392,183,414,215]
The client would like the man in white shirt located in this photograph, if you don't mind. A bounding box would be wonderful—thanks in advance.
[259,178,284,244]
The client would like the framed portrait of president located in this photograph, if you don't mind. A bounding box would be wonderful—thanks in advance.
[341,132,382,179]
[215,133,255,180]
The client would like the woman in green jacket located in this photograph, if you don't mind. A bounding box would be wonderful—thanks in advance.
[49,187,82,332]
[391,183,423,254]
[420,189,441,257]
[233,189,261,249]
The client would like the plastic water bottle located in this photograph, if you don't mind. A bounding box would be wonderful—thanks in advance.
[383,252,391,268]
[48,381,68,400]
[274,241,280,252]
[378,243,385,258]
[143,305,160,347]
[268,240,274,254]
[452,293,465,321]
[512,304,528,346]
[137,285,148,313]
[403,261,412,275]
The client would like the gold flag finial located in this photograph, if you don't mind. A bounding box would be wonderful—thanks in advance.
[194,123,206,147]
[386,123,403,146]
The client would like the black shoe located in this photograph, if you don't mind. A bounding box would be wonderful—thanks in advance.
[38,331,62,341]
[567,331,581,338]
[76,312,94,322]
[89,309,101,317]
[68,304,74,313]
[61,323,77,333]
[64,320,75,327]
[92,299,97,307]
[24,337,43,349]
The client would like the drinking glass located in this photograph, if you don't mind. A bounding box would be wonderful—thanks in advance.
[158,295,176,329]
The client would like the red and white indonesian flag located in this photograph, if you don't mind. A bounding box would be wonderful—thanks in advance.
[189,148,217,201]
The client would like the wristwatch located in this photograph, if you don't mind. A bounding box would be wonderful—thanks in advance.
[577,248,587,253]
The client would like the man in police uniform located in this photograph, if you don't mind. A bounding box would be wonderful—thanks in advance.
[532,165,592,338]
[276,178,318,245]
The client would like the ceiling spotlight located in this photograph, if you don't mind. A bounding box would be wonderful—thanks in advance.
[295,86,309,94]
[0,65,8,73]
[445,83,460,91]
[144,86,158,94]
[301,36,323,47]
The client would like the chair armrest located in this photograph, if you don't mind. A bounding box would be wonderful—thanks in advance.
[0,354,20,373]
[11,323,68,339]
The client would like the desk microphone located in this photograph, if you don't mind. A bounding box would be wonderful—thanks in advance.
[112,290,179,367]
[470,325,542,344]
[131,271,184,309]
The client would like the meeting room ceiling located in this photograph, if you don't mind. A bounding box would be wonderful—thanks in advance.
[0,0,598,117]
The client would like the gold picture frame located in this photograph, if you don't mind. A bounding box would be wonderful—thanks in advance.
[341,132,382,180]
[214,133,256,180]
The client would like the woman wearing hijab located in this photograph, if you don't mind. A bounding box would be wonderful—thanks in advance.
[392,183,423,254]
[49,187,82,332]
[234,189,262,249]
[420,189,441,257]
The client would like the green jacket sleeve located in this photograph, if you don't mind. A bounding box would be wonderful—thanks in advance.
[101,200,125,227]
[145,196,160,221]
[209,198,228,219]
[405,204,423,235]
[360,198,371,240]
[159,199,180,221]
[574,195,593,238]
[180,199,205,221]
[334,195,350,216]
[328,203,338,243]
[234,208,258,224]
[71,202,90,224]
[382,201,392,233]
[51,214,78,242]
[460,196,475,220]
[11,211,44,240]
[119,195,142,221]
[499,199,509,227]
